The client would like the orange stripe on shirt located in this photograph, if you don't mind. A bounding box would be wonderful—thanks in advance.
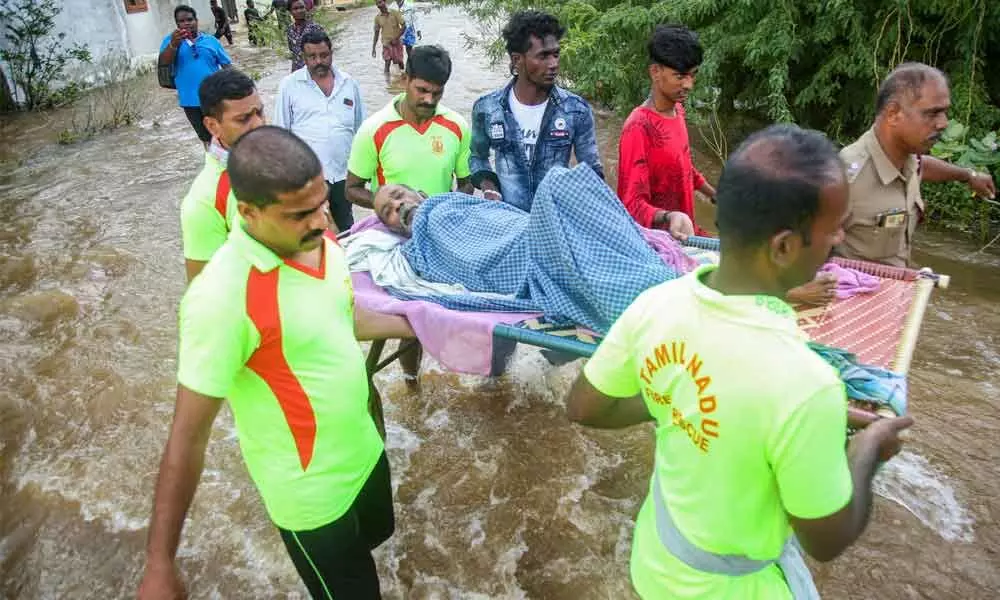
[245,268,317,471]
[373,120,408,186]
[216,171,231,231]
[431,114,463,141]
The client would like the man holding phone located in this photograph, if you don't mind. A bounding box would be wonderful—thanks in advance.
[158,5,232,146]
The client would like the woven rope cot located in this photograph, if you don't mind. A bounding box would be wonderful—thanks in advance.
[680,236,944,376]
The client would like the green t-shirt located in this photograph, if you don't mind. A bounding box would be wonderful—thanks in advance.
[178,226,382,531]
[584,265,852,599]
[180,152,239,262]
[347,95,471,196]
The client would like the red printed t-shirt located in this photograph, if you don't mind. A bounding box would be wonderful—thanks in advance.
[617,104,707,234]
[177,225,381,531]
[584,265,852,599]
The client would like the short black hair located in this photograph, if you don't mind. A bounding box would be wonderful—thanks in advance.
[199,69,256,119]
[300,29,331,51]
[502,10,565,55]
[715,124,843,248]
[174,4,196,20]
[875,62,947,114]
[648,25,702,72]
[228,126,322,208]
[405,45,452,86]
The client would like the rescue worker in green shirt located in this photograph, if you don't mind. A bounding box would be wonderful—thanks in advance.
[567,124,913,599]
[138,126,415,599]
[180,69,265,283]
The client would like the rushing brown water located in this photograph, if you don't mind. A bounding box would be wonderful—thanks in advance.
[2,6,998,599]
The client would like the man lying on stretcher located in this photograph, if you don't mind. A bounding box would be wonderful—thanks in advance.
[371,176,839,307]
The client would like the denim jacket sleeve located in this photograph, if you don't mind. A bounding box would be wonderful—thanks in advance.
[573,103,604,179]
[469,97,500,189]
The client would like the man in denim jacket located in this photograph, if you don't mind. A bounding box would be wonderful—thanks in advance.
[470,10,603,212]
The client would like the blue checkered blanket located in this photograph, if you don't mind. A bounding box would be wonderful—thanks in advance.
[397,164,680,333]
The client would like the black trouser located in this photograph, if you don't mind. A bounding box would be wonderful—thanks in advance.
[214,22,233,45]
[277,452,394,600]
[327,179,355,233]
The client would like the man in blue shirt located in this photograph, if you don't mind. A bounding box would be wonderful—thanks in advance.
[158,5,232,146]
[469,10,603,211]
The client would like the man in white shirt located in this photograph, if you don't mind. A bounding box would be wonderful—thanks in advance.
[274,29,366,231]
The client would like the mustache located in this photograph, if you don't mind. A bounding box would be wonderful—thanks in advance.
[302,229,325,243]
[417,103,436,110]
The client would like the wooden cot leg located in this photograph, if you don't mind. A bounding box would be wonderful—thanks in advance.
[365,339,387,440]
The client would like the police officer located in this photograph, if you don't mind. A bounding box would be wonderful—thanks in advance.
[839,62,995,267]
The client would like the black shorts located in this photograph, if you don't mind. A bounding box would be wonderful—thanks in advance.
[182,106,212,143]
[327,179,355,233]
[277,452,394,599]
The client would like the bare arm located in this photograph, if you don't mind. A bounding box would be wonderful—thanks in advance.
[696,180,717,204]
[158,30,183,66]
[185,259,206,284]
[354,305,414,340]
[565,372,652,429]
[921,155,996,198]
[345,171,374,209]
[789,416,913,562]
[139,386,223,596]
[372,23,381,56]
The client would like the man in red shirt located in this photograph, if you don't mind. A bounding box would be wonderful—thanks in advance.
[618,25,715,237]
[618,25,836,304]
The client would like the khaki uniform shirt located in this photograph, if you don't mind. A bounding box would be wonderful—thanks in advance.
[375,10,405,46]
[837,128,923,267]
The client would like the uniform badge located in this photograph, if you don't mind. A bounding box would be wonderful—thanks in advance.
[489,123,504,139]
[431,136,444,155]
[343,97,354,107]
[554,117,567,131]
[845,159,864,183]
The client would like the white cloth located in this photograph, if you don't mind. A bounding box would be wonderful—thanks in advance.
[273,66,365,183]
[508,88,548,163]
[344,229,515,300]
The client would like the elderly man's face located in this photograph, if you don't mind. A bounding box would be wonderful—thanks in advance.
[891,77,950,154]
[374,184,426,236]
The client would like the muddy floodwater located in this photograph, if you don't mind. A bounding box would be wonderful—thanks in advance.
[1,6,998,599]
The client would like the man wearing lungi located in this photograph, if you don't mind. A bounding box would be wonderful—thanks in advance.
[372,0,406,74]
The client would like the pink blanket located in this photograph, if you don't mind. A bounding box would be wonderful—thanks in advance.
[352,271,537,375]
[819,262,881,299]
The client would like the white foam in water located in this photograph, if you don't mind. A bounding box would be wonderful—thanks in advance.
[384,421,423,493]
[874,450,975,542]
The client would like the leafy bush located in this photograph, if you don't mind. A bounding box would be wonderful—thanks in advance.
[0,0,92,110]
[57,54,152,144]
[925,120,999,241]
[250,5,345,62]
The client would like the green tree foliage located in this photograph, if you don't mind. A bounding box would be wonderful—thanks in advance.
[453,0,1000,137]
[0,0,91,110]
